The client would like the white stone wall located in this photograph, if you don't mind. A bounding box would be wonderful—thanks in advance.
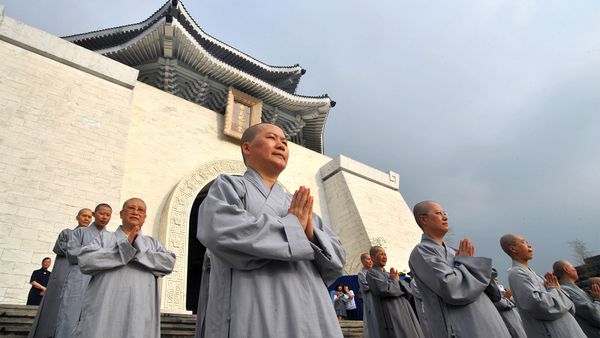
[0,12,137,304]
[122,82,332,239]
[321,156,422,273]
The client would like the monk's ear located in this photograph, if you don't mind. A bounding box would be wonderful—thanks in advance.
[242,142,250,154]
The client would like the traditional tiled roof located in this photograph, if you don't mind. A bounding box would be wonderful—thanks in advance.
[63,0,334,153]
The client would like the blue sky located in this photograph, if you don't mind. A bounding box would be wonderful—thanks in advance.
[3,0,599,283]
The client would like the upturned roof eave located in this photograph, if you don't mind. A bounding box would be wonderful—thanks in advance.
[62,0,303,76]
[94,18,334,112]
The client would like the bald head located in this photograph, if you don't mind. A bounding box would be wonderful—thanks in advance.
[500,234,519,256]
[77,208,92,216]
[413,200,437,228]
[369,246,384,258]
[552,260,570,278]
[240,123,270,164]
[122,197,146,211]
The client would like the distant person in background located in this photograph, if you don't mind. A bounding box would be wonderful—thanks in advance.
[343,285,358,320]
[26,257,52,305]
[500,234,585,337]
[367,246,424,338]
[333,284,348,320]
[553,259,600,337]
[28,208,93,338]
[358,252,378,338]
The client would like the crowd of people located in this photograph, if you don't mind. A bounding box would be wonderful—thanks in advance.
[23,123,598,338]
[355,200,600,338]
[28,199,176,338]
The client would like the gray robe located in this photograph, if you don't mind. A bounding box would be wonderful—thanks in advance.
[508,261,586,337]
[195,169,346,338]
[559,280,600,337]
[28,227,77,338]
[74,226,175,338]
[366,268,424,338]
[54,223,106,338]
[358,267,379,338]
[493,297,527,338]
[408,234,511,338]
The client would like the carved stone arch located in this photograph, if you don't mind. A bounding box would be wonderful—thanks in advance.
[158,159,247,313]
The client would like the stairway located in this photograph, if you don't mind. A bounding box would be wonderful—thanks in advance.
[0,304,363,337]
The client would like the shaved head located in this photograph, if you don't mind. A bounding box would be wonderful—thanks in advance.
[360,252,370,262]
[500,234,519,256]
[94,203,112,212]
[413,200,436,228]
[77,208,92,216]
[552,260,570,278]
[369,246,384,258]
[240,123,271,164]
[122,197,146,211]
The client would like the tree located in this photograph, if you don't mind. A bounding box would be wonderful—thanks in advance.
[568,239,594,265]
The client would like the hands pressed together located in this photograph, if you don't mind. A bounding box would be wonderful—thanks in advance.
[456,238,475,257]
[543,272,560,289]
[591,283,600,300]
[287,186,315,242]
[389,268,400,281]
[127,226,141,245]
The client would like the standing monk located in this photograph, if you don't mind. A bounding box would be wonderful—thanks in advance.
[195,123,346,338]
[367,246,424,338]
[357,253,378,338]
[409,201,510,338]
[553,259,600,337]
[28,208,92,338]
[74,198,176,338]
[54,204,111,338]
[500,234,585,337]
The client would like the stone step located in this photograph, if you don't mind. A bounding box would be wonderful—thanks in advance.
[0,305,364,338]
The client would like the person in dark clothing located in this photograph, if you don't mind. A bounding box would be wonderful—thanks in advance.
[26,257,52,305]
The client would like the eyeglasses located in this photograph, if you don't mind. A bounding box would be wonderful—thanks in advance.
[125,206,146,214]
[423,211,448,217]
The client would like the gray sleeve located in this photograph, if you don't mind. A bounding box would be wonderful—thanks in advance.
[132,236,176,277]
[78,233,136,276]
[409,244,491,306]
[508,267,574,320]
[562,285,600,327]
[53,229,70,256]
[65,228,84,265]
[197,175,315,271]
[307,217,346,286]
[367,269,404,298]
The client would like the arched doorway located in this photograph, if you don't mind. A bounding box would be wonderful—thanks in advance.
[158,159,247,314]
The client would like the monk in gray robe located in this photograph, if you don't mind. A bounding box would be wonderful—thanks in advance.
[74,198,175,338]
[28,208,92,338]
[367,246,424,338]
[500,234,586,337]
[409,201,510,338]
[358,252,378,338]
[554,259,600,337]
[54,203,111,338]
[195,123,346,338]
